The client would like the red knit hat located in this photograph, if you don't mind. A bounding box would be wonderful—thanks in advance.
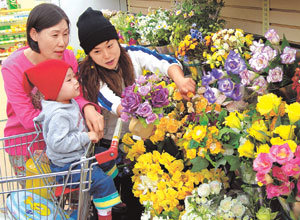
[23,59,71,100]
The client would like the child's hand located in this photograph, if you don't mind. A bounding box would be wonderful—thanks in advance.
[88,131,100,143]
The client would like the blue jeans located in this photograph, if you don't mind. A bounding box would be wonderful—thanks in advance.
[50,161,118,199]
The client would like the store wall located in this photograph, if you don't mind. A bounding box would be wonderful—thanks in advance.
[57,0,127,51]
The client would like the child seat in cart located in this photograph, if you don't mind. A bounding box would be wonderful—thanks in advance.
[0,118,123,220]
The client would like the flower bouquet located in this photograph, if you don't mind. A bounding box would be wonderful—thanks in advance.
[181,181,254,219]
[170,0,225,49]
[202,28,299,107]
[135,9,172,47]
[110,11,139,45]
[120,73,171,139]
[175,25,206,81]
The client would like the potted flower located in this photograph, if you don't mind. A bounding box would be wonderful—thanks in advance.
[120,73,171,139]
[110,11,140,45]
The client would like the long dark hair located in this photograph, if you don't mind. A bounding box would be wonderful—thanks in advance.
[26,3,70,53]
[78,44,135,104]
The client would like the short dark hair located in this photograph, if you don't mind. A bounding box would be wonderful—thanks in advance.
[26,3,70,53]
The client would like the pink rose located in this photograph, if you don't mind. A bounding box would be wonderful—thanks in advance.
[270,143,294,164]
[253,153,274,174]
[278,181,294,196]
[282,162,300,177]
[272,166,288,182]
[256,172,268,185]
[266,184,281,199]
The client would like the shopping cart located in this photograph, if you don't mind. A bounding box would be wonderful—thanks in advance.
[0,118,123,220]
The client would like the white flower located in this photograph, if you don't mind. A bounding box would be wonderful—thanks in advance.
[209,180,222,194]
[236,194,249,205]
[197,183,211,197]
[141,211,151,220]
[219,196,233,212]
[231,202,246,217]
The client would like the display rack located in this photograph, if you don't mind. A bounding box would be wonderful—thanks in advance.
[0,8,31,64]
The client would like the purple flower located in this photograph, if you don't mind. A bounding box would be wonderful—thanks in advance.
[138,83,151,96]
[151,85,169,107]
[211,68,225,80]
[146,113,158,124]
[265,29,280,45]
[228,84,243,101]
[280,47,297,64]
[262,46,277,61]
[218,78,234,93]
[248,76,268,94]
[202,74,215,86]
[122,83,135,95]
[136,75,147,85]
[267,67,283,83]
[250,41,264,54]
[239,69,256,86]
[120,112,130,122]
[225,50,247,75]
[121,90,141,113]
[249,54,269,72]
[136,101,152,117]
[204,87,219,104]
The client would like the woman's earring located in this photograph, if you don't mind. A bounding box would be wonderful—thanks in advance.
[91,65,95,69]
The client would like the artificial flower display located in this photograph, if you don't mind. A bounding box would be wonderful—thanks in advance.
[120,73,171,127]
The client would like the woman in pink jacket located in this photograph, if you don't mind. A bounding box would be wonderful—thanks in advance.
[2,3,103,177]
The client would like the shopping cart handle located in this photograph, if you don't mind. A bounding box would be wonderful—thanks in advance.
[95,138,119,164]
[95,118,122,165]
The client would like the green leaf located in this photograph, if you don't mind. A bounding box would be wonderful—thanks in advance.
[215,158,227,168]
[189,139,200,149]
[190,157,209,172]
[274,115,282,128]
[224,155,240,171]
[281,34,290,50]
[199,114,209,126]
[217,109,228,123]
[218,127,239,139]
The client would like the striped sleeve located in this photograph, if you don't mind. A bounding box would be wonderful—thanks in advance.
[125,45,182,76]
[97,83,120,115]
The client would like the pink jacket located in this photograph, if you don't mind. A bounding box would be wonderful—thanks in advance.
[1,47,91,155]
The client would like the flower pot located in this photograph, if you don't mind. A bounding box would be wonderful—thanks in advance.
[128,118,154,139]
[183,59,203,80]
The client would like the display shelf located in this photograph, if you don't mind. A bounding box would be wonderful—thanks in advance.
[0,8,30,62]
[0,38,26,46]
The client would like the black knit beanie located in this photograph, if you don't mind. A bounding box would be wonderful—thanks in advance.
[77,7,119,54]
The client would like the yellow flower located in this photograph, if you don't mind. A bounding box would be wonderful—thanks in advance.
[273,125,295,140]
[186,148,197,159]
[126,140,145,161]
[247,120,270,142]
[173,90,183,101]
[208,140,223,155]
[255,144,270,157]
[122,133,135,146]
[238,139,255,158]
[197,147,207,158]
[157,81,166,88]
[224,111,242,130]
[285,102,300,124]
[256,93,282,115]
[150,128,165,143]
[191,125,207,143]
[270,137,297,152]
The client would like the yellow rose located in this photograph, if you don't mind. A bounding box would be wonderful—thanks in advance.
[247,120,270,142]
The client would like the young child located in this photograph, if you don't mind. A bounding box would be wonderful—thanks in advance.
[23,59,121,220]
